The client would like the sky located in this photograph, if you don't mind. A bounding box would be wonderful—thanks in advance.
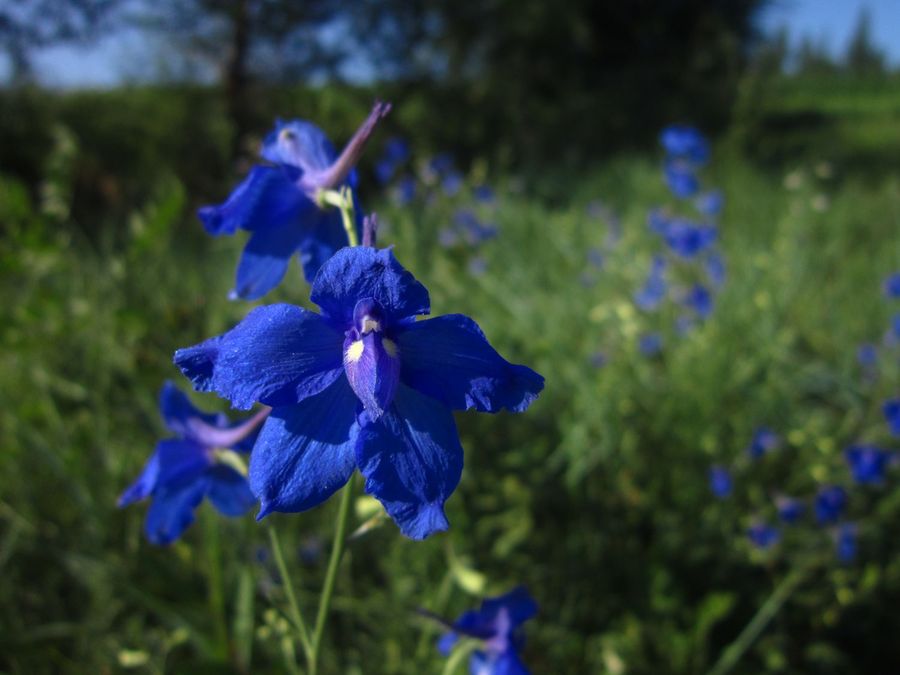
[2,0,899,88]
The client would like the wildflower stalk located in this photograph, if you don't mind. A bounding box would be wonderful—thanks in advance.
[317,187,359,247]
[309,476,356,675]
[441,639,481,675]
[268,526,313,661]
[204,511,230,661]
[705,559,818,675]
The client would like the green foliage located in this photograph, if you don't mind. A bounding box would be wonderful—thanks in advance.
[3,87,900,674]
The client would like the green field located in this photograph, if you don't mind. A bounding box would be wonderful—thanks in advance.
[3,79,900,674]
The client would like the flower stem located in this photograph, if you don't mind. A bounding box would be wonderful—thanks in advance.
[268,525,313,661]
[309,477,356,675]
[317,187,359,248]
[204,511,229,662]
[704,560,817,675]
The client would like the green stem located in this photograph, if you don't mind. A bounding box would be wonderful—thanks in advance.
[441,639,480,675]
[268,526,313,660]
[309,477,356,675]
[318,187,359,247]
[204,511,229,661]
[705,561,816,675]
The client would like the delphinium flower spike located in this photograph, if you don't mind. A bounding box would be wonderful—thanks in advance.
[437,587,538,675]
[118,382,266,544]
[198,101,391,300]
[174,245,544,540]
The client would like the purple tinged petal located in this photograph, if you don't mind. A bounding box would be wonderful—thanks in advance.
[207,466,257,516]
[883,399,900,436]
[158,380,226,439]
[261,119,337,172]
[396,314,544,414]
[883,272,900,299]
[232,219,309,300]
[198,165,304,236]
[355,385,463,540]
[174,304,344,410]
[119,438,211,508]
[250,377,360,517]
[144,478,210,545]
[343,332,401,419]
[310,247,430,327]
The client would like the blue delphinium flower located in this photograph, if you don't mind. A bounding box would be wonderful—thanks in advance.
[375,137,410,184]
[747,427,781,459]
[775,496,805,524]
[683,283,713,319]
[118,382,260,545]
[392,175,417,205]
[438,587,537,675]
[883,272,900,299]
[590,351,608,368]
[634,257,667,310]
[662,219,717,259]
[696,190,724,217]
[815,486,847,525]
[197,102,390,300]
[587,247,605,270]
[747,522,780,550]
[892,314,900,340]
[660,125,710,164]
[835,523,858,563]
[883,399,900,436]
[664,159,700,199]
[647,209,670,236]
[708,465,732,499]
[857,343,878,367]
[845,444,891,484]
[705,251,727,287]
[474,184,496,204]
[174,247,544,540]
[442,170,464,197]
[453,209,498,246]
[638,332,663,356]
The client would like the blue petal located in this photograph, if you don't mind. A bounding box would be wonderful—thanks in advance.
[397,314,544,413]
[438,632,459,656]
[198,165,304,236]
[481,587,538,628]
[355,385,463,540]
[250,376,360,517]
[144,478,210,545]
[297,204,360,283]
[233,218,311,300]
[158,380,225,439]
[310,247,430,328]
[174,304,344,410]
[344,332,401,419]
[207,466,257,516]
[261,119,337,172]
[119,439,210,507]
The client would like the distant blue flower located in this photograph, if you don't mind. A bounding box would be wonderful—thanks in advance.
[198,102,390,299]
[660,125,710,165]
[175,247,544,540]
[664,159,700,199]
[747,522,780,550]
[587,247,605,270]
[638,332,663,356]
[634,257,667,310]
[662,219,717,259]
[676,314,696,336]
[708,465,732,499]
[683,284,714,319]
[893,314,900,339]
[883,272,900,299]
[857,343,878,367]
[442,170,464,196]
[392,175,417,205]
[375,137,410,184]
[696,190,724,217]
[428,153,455,177]
[590,351,608,368]
[747,427,780,459]
[885,399,900,436]
[647,209,670,235]
[815,486,847,525]
[453,209,497,245]
[474,184,496,203]
[438,587,537,675]
[835,523,857,563]
[118,382,260,545]
[468,256,488,277]
[845,444,891,484]
[705,251,727,287]
[775,496,805,524]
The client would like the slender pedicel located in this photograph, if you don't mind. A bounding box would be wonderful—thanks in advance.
[362,213,379,248]
[186,406,271,448]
